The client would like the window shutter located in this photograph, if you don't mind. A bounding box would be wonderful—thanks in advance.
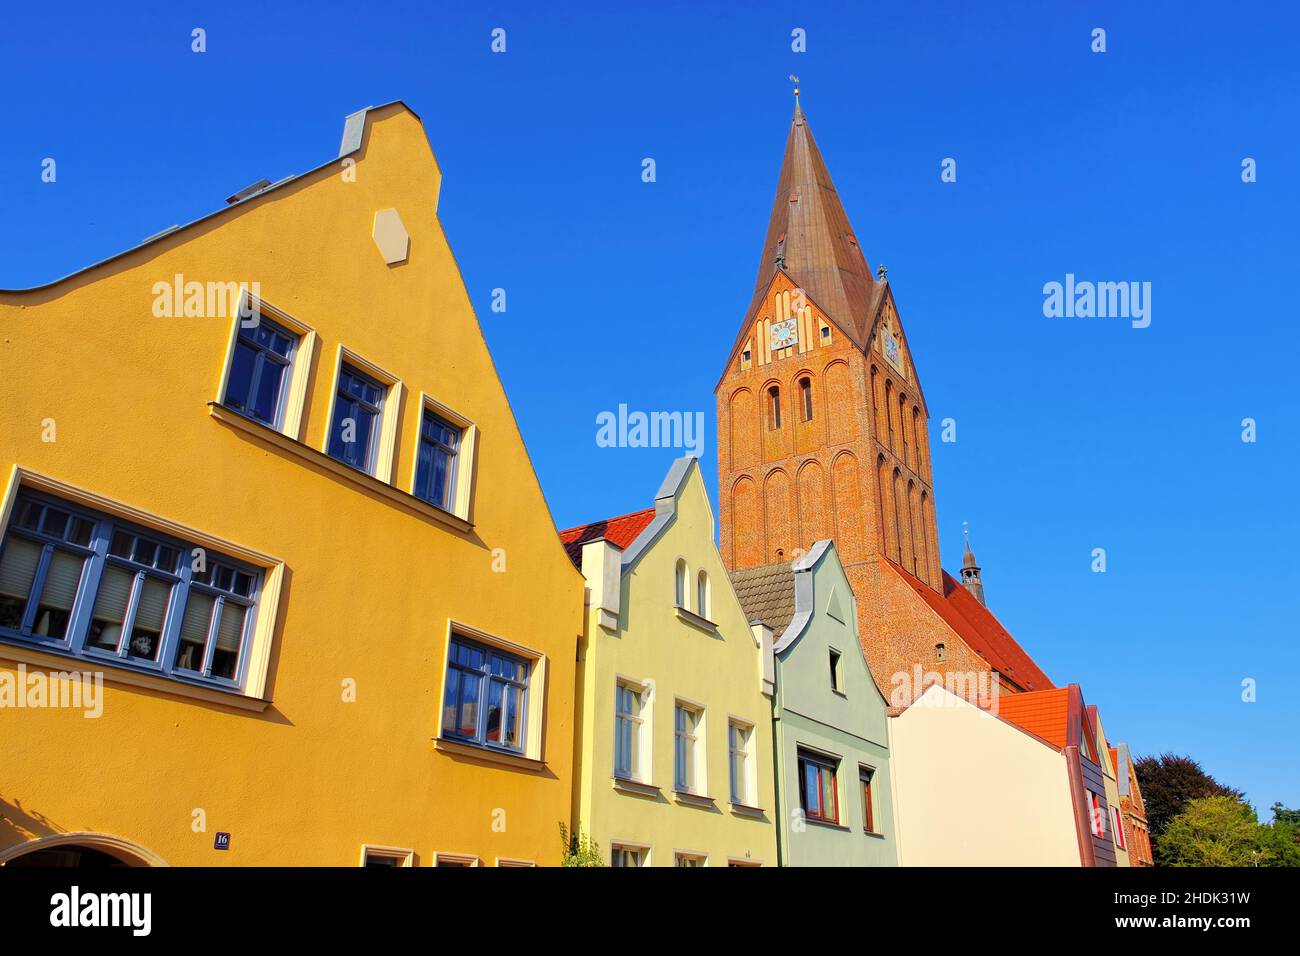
[0,538,41,600]
[40,549,86,610]
[215,603,246,651]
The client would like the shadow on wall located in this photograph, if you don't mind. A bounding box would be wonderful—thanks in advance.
[0,793,63,852]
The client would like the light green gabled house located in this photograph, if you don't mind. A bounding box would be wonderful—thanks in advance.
[731,540,898,867]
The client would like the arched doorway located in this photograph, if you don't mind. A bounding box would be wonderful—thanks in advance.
[0,833,166,867]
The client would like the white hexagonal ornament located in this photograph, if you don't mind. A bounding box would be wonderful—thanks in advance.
[372,208,410,264]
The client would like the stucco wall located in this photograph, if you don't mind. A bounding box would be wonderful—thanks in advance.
[890,685,1081,866]
[0,104,584,866]
[773,543,897,866]
[574,461,777,866]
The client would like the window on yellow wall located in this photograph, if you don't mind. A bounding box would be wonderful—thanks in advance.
[0,490,262,690]
[611,845,647,867]
[695,570,710,620]
[729,720,754,806]
[674,559,688,610]
[615,681,646,781]
[674,702,704,794]
[222,314,299,428]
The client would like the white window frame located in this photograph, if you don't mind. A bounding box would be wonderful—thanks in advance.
[215,290,318,442]
[674,700,706,795]
[359,844,414,867]
[728,716,757,807]
[409,392,478,522]
[611,843,649,868]
[614,677,651,783]
[321,345,403,483]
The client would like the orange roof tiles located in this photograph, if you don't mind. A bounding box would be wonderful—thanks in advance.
[992,687,1073,748]
[558,507,656,568]
[883,560,1054,692]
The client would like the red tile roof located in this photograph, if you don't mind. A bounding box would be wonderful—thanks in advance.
[882,560,1054,692]
[558,508,656,568]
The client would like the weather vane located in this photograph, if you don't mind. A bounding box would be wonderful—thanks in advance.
[789,74,800,105]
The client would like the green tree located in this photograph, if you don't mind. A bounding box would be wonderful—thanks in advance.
[1159,796,1270,867]
[1258,804,1300,867]
[559,823,605,867]
[1134,753,1242,840]
[1270,802,1300,827]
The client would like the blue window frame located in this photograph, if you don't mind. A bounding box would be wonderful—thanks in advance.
[328,364,386,473]
[414,410,461,511]
[223,315,297,427]
[441,636,529,753]
[0,490,261,689]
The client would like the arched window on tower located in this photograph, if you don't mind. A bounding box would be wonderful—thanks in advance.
[884,380,895,451]
[799,377,813,422]
[900,392,911,467]
[767,386,782,430]
[912,406,925,475]
[892,468,906,566]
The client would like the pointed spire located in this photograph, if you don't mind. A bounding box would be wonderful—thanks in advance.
[960,521,986,606]
[742,90,881,349]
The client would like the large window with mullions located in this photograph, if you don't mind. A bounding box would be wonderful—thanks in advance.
[0,491,261,688]
[441,636,529,753]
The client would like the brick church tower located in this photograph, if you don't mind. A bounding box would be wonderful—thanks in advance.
[717,94,940,589]
[717,96,1051,697]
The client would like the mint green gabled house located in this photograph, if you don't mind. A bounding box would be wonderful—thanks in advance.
[731,540,898,867]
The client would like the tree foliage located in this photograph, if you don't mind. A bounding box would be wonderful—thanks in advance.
[1134,752,1242,839]
[1159,796,1300,867]
[1159,796,1268,867]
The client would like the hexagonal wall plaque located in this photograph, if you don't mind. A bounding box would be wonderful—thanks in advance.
[372,208,410,264]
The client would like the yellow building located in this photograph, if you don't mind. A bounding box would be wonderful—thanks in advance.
[561,457,777,866]
[0,101,585,867]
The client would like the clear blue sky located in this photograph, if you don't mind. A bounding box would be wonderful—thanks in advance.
[3,1,1296,814]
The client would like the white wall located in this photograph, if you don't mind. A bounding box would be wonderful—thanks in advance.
[890,685,1082,866]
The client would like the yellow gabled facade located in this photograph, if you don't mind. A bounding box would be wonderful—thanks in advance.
[566,457,777,866]
[0,102,584,866]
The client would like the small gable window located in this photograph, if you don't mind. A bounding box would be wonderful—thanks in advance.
[328,363,386,474]
[829,648,843,692]
[695,570,710,620]
[674,559,688,610]
[223,314,298,428]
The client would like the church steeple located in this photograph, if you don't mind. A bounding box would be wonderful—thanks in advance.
[743,97,880,349]
[960,523,986,606]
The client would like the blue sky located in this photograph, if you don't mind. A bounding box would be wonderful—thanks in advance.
[3,1,1297,813]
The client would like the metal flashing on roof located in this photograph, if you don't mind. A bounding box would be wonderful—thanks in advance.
[140,225,181,243]
[225,179,273,205]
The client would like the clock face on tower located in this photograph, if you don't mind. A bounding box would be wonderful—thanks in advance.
[884,331,901,369]
[770,319,798,350]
